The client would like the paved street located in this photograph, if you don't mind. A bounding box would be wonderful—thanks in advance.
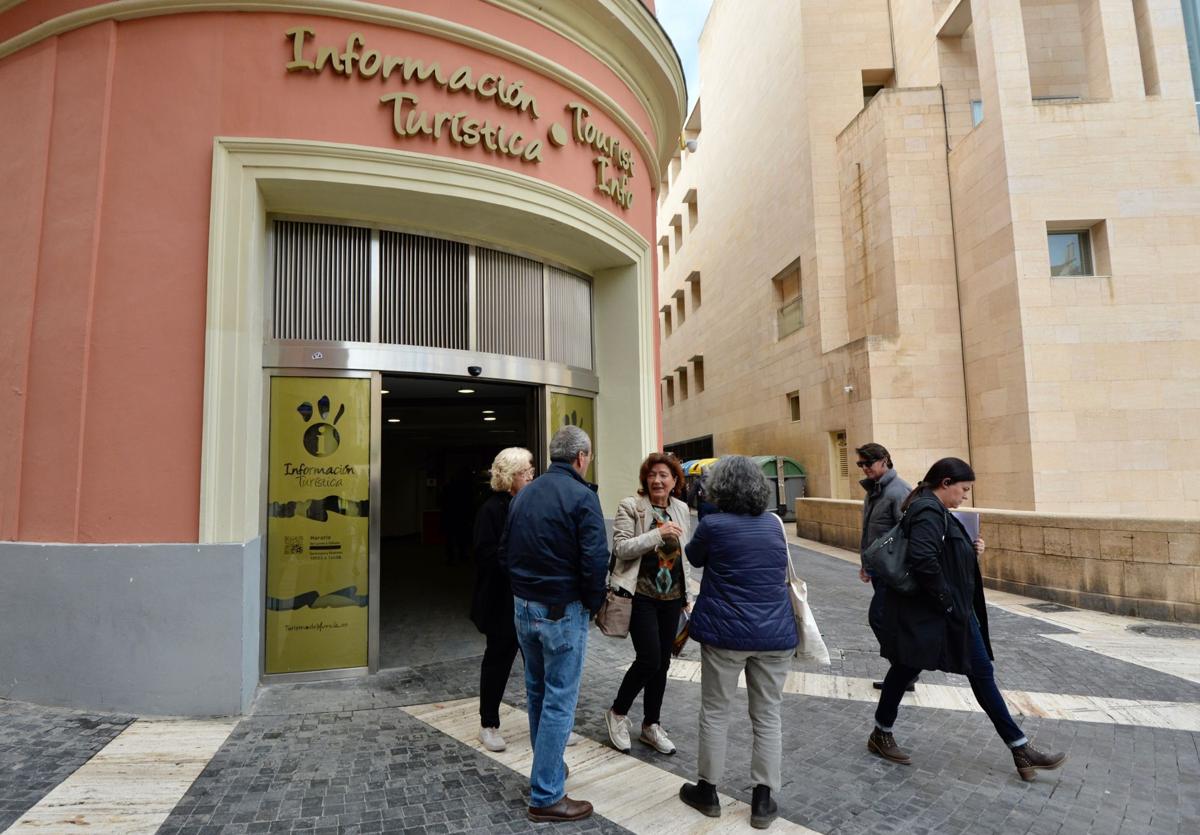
[3,537,1200,834]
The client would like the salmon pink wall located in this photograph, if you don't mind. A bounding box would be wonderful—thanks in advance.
[0,8,665,543]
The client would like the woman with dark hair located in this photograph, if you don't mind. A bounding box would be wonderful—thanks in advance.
[604,452,693,757]
[677,455,797,830]
[869,457,1067,781]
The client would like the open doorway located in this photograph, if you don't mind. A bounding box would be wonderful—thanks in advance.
[379,375,539,670]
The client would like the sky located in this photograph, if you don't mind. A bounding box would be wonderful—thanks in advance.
[654,0,713,113]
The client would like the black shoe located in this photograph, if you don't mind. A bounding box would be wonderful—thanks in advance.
[872,678,917,692]
[751,784,778,829]
[679,780,721,817]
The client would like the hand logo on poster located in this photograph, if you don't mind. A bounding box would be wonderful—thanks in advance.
[297,395,345,457]
[562,409,579,427]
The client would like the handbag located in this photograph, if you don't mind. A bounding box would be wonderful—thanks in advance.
[595,586,633,638]
[671,607,690,656]
[772,513,830,664]
[862,502,947,596]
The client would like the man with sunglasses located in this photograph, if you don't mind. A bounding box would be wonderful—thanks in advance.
[855,443,913,691]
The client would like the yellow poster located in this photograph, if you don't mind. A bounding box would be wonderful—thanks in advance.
[265,377,371,673]
[549,392,595,482]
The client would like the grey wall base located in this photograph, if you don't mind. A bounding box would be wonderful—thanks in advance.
[0,538,262,717]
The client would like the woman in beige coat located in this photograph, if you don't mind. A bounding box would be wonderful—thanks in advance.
[603,452,694,756]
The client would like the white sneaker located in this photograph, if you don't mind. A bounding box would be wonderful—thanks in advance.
[567,731,583,746]
[478,726,506,752]
[639,723,676,755]
[605,709,631,752]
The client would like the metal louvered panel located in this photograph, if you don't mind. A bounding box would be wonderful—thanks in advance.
[476,248,544,360]
[546,266,593,369]
[379,232,469,349]
[272,220,370,341]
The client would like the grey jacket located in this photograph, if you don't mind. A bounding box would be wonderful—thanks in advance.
[860,468,911,563]
[609,494,693,597]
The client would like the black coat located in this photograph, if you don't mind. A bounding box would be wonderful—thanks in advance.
[470,492,514,636]
[878,494,992,674]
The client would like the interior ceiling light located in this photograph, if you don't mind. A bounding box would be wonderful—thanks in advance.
[457,388,475,394]
[483,416,497,422]
[381,389,390,395]
[482,409,495,414]
[387,418,400,423]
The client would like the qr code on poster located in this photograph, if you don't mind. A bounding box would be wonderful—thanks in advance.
[284,536,304,555]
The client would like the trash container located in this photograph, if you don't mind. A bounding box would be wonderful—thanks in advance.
[752,455,806,521]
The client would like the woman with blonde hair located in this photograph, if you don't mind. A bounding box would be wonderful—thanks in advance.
[471,446,535,751]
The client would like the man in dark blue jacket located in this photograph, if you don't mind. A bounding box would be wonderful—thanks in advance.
[501,425,608,823]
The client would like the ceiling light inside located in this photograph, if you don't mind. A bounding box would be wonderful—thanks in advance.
[387,418,400,423]
[457,388,475,395]
[483,416,497,422]
[482,409,495,414]
[381,389,390,395]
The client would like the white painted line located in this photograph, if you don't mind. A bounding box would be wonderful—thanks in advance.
[403,697,822,834]
[664,660,1200,732]
[7,718,237,834]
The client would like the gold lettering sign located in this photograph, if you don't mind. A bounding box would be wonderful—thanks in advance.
[282,27,635,209]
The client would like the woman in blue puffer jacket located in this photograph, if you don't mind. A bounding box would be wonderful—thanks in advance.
[677,455,797,831]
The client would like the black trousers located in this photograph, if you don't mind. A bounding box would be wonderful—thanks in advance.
[612,593,684,725]
[479,619,520,728]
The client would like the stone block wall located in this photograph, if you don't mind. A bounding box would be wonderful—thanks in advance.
[795,498,1200,623]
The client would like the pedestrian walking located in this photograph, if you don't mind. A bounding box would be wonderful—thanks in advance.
[501,426,608,822]
[604,453,693,756]
[854,442,913,690]
[868,457,1067,781]
[677,455,798,830]
[471,447,534,753]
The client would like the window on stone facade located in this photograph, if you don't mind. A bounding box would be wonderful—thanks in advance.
[1048,230,1094,276]
[661,305,673,337]
[687,271,702,309]
[787,391,801,422]
[1183,0,1200,120]
[692,355,705,393]
[678,367,689,400]
[663,377,675,407]
[773,260,803,338]
[970,99,984,127]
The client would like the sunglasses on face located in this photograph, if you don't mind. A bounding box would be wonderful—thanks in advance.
[855,460,878,469]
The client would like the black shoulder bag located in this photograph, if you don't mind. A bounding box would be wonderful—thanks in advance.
[862,501,948,596]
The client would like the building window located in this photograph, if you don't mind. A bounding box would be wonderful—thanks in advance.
[1183,0,1200,120]
[685,188,699,231]
[829,430,849,499]
[970,99,984,127]
[661,305,672,337]
[686,270,701,309]
[772,259,803,338]
[1048,230,1094,276]
[678,367,689,400]
[691,355,705,392]
[663,377,675,407]
[674,289,686,325]
[787,391,800,422]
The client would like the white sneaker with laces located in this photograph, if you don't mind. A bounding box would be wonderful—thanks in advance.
[604,709,631,752]
[639,723,676,755]
[478,726,506,752]
[567,731,583,746]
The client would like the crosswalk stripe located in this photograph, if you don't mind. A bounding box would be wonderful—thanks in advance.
[403,697,822,834]
[665,659,1200,732]
[5,718,236,834]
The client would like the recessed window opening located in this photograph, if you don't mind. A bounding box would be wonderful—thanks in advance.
[678,367,689,400]
[787,391,801,422]
[692,356,705,392]
[970,99,984,127]
[687,271,702,308]
[1048,229,1093,276]
[663,376,675,407]
[772,259,803,339]
[674,289,686,325]
[661,305,673,337]
[1020,0,1110,100]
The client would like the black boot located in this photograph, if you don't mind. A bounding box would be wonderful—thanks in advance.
[1012,742,1067,781]
[679,780,720,817]
[751,784,778,829]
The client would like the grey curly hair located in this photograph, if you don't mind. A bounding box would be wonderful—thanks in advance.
[705,455,772,515]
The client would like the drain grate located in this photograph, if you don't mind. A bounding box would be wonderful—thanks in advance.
[1025,602,1075,613]
[1127,625,1200,640]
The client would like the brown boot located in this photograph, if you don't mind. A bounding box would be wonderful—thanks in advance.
[867,728,912,765]
[527,795,593,822]
[1012,742,1066,781]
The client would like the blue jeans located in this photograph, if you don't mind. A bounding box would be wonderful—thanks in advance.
[874,614,1027,748]
[513,597,589,807]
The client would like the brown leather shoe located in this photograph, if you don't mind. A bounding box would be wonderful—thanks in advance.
[867,728,912,765]
[1012,742,1066,781]
[527,795,594,822]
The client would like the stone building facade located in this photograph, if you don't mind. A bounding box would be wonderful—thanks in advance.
[658,0,1200,517]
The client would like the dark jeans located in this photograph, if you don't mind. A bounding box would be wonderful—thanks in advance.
[874,614,1027,747]
[612,593,684,725]
[868,577,885,637]
[479,619,520,728]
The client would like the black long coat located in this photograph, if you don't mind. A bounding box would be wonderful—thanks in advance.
[878,494,992,674]
[470,492,515,636]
